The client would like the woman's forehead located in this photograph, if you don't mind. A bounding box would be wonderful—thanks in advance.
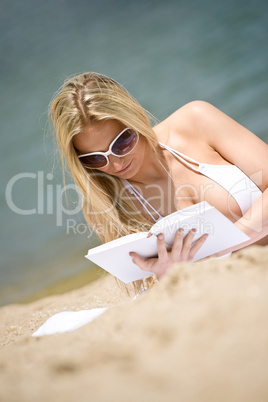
[73,120,124,153]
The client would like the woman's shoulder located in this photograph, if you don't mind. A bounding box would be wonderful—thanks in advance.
[153,100,212,145]
[165,100,214,128]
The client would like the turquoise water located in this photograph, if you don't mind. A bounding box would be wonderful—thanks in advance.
[1,0,267,305]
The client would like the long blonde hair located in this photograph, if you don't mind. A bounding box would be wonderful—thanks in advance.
[50,72,159,243]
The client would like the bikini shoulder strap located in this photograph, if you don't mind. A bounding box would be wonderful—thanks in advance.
[158,142,200,172]
[121,179,162,222]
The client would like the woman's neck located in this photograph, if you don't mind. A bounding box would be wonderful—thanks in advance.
[129,142,169,186]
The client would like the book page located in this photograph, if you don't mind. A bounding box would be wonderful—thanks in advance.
[151,201,212,243]
[153,203,249,258]
[85,202,250,283]
[87,231,148,253]
[86,233,156,283]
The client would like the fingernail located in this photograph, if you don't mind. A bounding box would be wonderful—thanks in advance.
[132,258,136,264]
[178,229,183,235]
[191,228,197,233]
[158,234,164,240]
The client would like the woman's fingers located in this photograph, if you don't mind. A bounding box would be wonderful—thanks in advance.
[171,229,209,262]
[130,234,169,276]
[129,230,209,274]
[129,252,153,271]
[156,233,168,259]
[170,228,184,259]
[188,233,209,259]
[180,229,197,260]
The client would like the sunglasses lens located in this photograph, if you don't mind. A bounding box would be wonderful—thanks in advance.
[79,154,107,169]
[78,129,138,169]
[111,129,138,156]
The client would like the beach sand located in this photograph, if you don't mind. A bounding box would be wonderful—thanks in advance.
[1,245,268,402]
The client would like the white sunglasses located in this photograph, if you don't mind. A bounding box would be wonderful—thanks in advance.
[77,128,139,169]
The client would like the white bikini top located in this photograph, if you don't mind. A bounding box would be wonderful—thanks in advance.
[122,142,262,222]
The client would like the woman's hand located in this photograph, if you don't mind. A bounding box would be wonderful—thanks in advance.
[129,229,209,279]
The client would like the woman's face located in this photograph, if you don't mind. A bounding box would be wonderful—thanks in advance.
[73,119,146,179]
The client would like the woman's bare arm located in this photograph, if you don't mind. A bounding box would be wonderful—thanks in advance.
[177,101,268,246]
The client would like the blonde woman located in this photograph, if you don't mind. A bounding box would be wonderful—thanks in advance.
[50,72,268,281]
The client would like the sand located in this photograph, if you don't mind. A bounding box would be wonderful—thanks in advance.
[1,245,268,402]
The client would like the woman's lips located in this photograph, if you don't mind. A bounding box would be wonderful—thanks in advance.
[116,161,132,174]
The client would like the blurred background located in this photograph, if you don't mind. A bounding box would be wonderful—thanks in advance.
[0,0,267,306]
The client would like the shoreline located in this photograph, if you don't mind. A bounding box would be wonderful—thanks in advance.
[0,267,105,308]
[19,266,106,305]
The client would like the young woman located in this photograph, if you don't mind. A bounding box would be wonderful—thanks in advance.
[50,72,268,281]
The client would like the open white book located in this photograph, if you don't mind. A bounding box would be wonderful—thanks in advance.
[85,201,249,283]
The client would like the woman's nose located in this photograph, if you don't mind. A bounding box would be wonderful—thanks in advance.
[108,155,125,170]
